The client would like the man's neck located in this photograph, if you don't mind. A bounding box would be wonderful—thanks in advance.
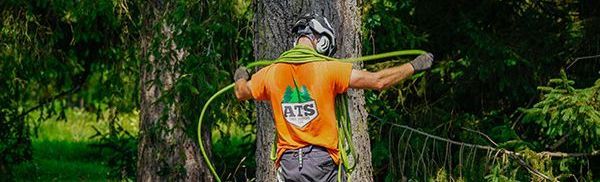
[297,37,315,50]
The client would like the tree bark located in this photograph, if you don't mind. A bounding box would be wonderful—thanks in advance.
[253,0,373,181]
[137,1,213,181]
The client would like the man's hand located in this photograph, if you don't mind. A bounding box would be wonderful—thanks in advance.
[409,53,434,72]
[234,66,253,101]
[234,66,250,81]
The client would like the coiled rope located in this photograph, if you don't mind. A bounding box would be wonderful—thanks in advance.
[197,45,427,182]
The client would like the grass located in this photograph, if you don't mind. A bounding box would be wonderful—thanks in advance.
[11,109,138,181]
[12,140,109,181]
[10,108,257,181]
[212,122,257,180]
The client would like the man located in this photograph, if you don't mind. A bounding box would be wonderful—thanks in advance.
[233,14,433,182]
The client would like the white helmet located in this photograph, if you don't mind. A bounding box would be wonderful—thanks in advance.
[292,13,337,56]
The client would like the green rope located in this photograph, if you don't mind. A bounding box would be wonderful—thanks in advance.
[336,95,357,173]
[197,83,234,181]
[197,45,427,182]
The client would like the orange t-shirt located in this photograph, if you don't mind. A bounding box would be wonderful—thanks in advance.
[249,61,353,165]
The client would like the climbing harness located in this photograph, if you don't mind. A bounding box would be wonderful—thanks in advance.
[197,45,427,182]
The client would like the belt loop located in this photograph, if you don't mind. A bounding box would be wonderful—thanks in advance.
[298,148,303,170]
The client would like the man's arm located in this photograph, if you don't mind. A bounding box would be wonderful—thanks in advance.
[349,53,433,90]
[349,63,414,90]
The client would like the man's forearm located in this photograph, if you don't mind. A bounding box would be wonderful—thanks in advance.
[373,63,415,89]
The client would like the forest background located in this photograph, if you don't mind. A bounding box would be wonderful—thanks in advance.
[1,0,599,181]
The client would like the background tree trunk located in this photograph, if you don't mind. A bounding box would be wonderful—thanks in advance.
[253,0,373,181]
[137,1,213,181]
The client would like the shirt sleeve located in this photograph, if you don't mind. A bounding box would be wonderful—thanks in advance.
[327,61,353,94]
[248,67,269,100]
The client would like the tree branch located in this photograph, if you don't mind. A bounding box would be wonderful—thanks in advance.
[17,62,90,119]
[17,85,82,119]
[17,58,92,119]
[566,54,600,70]
[369,115,600,158]
[549,133,570,151]
[383,121,599,180]
[461,127,498,146]
[460,127,553,180]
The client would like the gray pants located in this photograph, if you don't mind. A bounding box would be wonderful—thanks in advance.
[276,145,346,182]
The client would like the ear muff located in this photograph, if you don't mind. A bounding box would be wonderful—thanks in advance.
[292,14,337,56]
[315,36,330,55]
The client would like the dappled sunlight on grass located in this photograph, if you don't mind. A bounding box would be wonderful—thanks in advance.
[30,109,139,141]
[12,140,109,181]
[12,109,139,181]
[12,107,259,180]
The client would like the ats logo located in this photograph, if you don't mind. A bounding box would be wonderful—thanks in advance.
[281,84,318,128]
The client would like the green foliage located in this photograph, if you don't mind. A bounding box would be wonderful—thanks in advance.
[10,109,137,181]
[522,71,600,152]
[484,163,517,182]
[363,0,599,181]
[362,0,428,53]
[1,0,598,180]
[521,71,600,151]
[138,0,255,178]
[1,0,138,174]
[212,122,256,181]
[144,0,253,128]
[90,112,138,180]
[517,71,600,180]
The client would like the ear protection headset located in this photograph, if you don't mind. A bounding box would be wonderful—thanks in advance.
[291,14,337,56]
[314,31,331,54]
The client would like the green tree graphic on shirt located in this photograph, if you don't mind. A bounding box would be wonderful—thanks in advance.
[282,79,313,103]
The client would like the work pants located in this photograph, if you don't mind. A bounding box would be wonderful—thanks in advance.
[276,145,346,182]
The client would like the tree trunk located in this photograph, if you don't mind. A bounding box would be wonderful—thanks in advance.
[253,0,373,181]
[137,1,213,181]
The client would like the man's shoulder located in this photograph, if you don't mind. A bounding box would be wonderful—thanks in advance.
[258,61,352,71]
[318,60,351,65]
[302,61,352,67]
[320,61,354,70]
[255,64,278,72]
